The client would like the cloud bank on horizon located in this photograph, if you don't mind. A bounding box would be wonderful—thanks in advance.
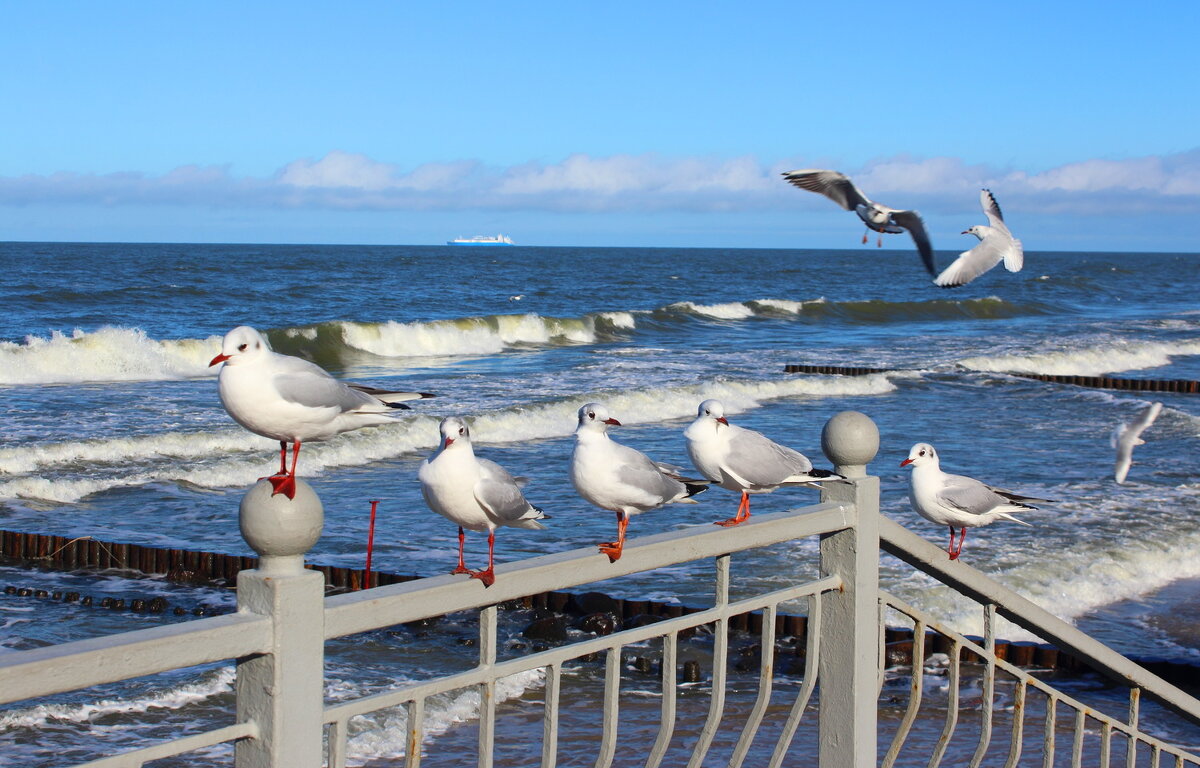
[4,149,1198,217]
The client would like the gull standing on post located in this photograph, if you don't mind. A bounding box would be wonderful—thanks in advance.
[1113,402,1162,484]
[571,403,707,562]
[782,169,936,276]
[418,417,547,587]
[901,442,1048,560]
[209,325,434,499]
[684,399,842,526]
[934,189,1024,287]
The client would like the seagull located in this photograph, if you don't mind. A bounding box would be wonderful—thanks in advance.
[570,402,707,562]
[209,325,433,499]
[934,189,1024,287]
[782,169,936,276]
[683,399,842,526]
[418,417,547,587]
[901,442,1048,560]
[1113,402,1162,484]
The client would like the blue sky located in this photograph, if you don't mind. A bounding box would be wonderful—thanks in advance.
[2,1,1198,250]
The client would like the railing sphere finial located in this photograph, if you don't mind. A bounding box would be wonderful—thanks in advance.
[239,479,324,573]
[821,410,879,478]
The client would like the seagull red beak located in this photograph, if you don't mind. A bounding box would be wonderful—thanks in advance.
[444,437,455,447]
[900,458,913,467]
[209,353,230,367]
[717,417,729,425]
[605,418,621,426]
[960,229,971,235]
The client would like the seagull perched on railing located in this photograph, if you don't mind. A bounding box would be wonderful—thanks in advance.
[934,189,1024,288]
[1113,402,1162,484]
[901,442,1048,560]
[684,399,842,526]
[418,417,548,587]
[209,325,434,499]
[782,169,936,276]
[571,402,707,562]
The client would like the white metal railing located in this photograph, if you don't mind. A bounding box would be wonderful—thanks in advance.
[2,411,1200,768]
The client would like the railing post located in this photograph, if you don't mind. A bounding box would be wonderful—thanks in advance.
[235,479,326,768]
[817,411,881,768]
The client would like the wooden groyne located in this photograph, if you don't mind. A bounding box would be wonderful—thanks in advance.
[6,528,1200,687]
[785,364,1200,394]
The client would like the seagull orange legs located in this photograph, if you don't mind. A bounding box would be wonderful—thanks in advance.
[450,527,497,587]
[267,440,301,500]
[451,526,471,575]
[946,526,967,560]
[599,512,629,562]
[715,492,751,527]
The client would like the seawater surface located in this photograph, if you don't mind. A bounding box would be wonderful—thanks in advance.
[2,242,1199,764]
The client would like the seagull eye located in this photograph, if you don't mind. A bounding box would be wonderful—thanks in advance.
[587,411,595,420]
[458,427,465,435]
[237,343,247,352]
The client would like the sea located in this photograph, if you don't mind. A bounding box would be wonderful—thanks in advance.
[1,241,1199,765]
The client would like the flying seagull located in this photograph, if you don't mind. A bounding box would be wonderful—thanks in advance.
[209,325,433,499]
[1112,402,1162,484]
[901,442,1049,560]
[782,169,936,276]
[935,189,1024,287]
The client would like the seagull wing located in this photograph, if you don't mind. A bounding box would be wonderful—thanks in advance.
[1113,402,1162,484]
[475,458,545,526]
[979,189,1024,272]
[270,355,380,412]
[723,425,814,488]
[934,236,1007,287]
[980,189,1010,234]
[782,169,872,211]
[890,210,937,276]
[1128,402,1163,440]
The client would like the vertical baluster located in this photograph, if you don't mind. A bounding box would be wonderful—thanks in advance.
[1127,688,1141,768]
[594,644,622,768]
[1043,696,1057,768]
[327,719,348,768]
[882,617,925,768]
[768,593,823,768]
[478,605,497,768]
[1100,722,1112,768]
[686,554,731,768]
[406,699,425,768]
[1002,680,1026,768]
[1072,710,1085,768]
[729,603,778,768]
[1149,743,1161,768]
[969,604,996,768]
[929,639,962,767]
[645,631,678,768]
[541,662,561,768]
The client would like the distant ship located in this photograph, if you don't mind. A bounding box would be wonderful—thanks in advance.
[446,234,515,246]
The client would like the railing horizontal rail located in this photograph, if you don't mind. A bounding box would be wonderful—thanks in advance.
[324,575,842,723]
[0,611,271,706]
[73,722,259,768]
[880,515,1200,727]
[323,502,852,639]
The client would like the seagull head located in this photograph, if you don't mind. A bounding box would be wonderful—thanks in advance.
[438,416,472,449]
[961,225,984,240]
[900,442,938,469]
[209,326,270,367]
[576,402,620,434]
[696,399,729,426]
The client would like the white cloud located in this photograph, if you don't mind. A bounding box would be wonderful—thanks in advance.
[2,149,1198,216]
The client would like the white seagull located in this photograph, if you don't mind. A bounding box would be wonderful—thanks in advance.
[570,403,707,562]
[934,189,1024,288]
[209,325,433,499]
[782,169,936,276]
[684,399,841,526]
[418,417,547,587]
[1112,402,1162,484]
[901,442,1048,560]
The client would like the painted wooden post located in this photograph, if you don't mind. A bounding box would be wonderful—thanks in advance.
[817,411,881,768]
[235,480,327,768]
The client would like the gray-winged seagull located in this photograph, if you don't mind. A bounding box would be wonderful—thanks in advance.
[570,402,707,562]
[1112,402,1162,484]
[209,325,433,499]
[418,416,547,586]
[935,189,1024,287]
[683,399,841,526]
[782,169,936,276]
[901,442,1049,560]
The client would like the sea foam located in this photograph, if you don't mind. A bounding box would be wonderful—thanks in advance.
[960,338,1200,377]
